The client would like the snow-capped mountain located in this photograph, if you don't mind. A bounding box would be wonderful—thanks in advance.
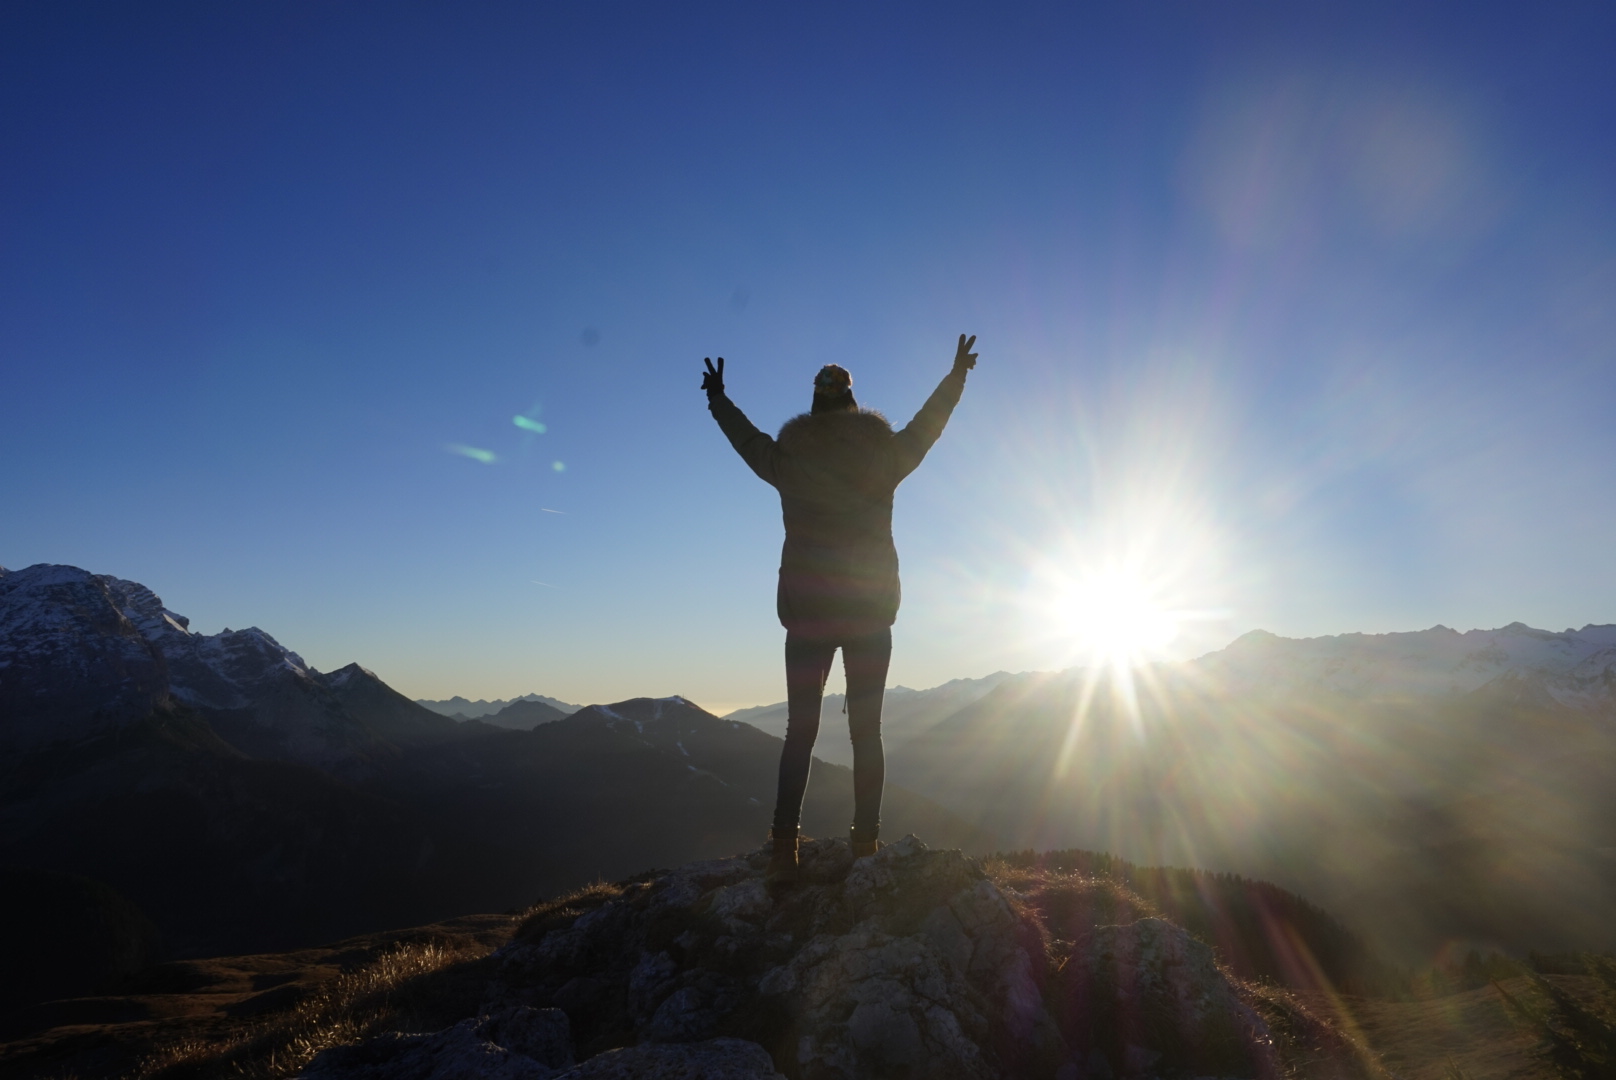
[98,572,314,712]
[0,564,172,743]
[0,564,457,766]
[1190,621,1616,709]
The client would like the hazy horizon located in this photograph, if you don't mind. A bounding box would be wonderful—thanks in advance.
[5,3,1614,706]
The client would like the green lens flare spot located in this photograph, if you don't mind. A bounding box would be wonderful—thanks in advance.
[513,415,547,433]
[552,460,566,472]
[447,444,497,464]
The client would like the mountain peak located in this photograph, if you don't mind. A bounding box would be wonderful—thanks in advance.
[324,662,378,687]
[0,563,435,768]
[0,564,171,744]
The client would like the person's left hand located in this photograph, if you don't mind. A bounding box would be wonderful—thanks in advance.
[702,356,726,395]
[953,334,978,373]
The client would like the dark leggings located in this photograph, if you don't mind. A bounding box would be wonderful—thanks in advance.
[772,627,893,836]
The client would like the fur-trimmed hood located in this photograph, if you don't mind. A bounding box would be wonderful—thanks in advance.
[775,409,898,502]
[777,407,893,443]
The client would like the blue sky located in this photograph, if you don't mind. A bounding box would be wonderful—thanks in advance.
[4,2,1614,710]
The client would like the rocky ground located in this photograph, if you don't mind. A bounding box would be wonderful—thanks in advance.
[293,835,1374,1079]
[7,835,1574,1080]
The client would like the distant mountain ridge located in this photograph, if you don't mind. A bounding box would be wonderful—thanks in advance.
[723,671,1019,768]
[1193,621,1616,706]
[416,693,582,720]
[478,697,570,729]
[721,621,1616,769]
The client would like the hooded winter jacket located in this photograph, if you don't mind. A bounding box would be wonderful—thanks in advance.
[708,368,967,637]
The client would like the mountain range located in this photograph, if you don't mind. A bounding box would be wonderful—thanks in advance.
[0,564,990,1009]
[4,560,1612,991]
[415,693,582,723]
[721,672,1016,769]
[888,624,1616,961]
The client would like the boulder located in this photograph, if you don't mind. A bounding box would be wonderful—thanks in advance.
[1052,917,1278,1077]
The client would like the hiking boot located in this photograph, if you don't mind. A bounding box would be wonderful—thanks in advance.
[766,827,800,888]
[849,824,881,859]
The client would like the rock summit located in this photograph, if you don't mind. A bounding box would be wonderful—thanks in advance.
[306,836,1280,1079]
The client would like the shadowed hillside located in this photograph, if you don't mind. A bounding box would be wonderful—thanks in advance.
[0,695,990,989]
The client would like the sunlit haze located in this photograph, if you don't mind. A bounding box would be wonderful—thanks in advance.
[4,4,1614,710]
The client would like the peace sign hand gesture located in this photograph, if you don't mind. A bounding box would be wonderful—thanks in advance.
[953,334,978,373]
[702,356,726,396]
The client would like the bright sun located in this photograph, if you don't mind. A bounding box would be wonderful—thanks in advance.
[1050,567,1180,669]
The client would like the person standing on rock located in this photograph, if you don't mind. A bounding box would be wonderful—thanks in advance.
[702,334,979,885]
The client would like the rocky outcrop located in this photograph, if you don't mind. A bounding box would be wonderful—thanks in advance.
[1052,917,1275,1077]
[402,835,1274,1080]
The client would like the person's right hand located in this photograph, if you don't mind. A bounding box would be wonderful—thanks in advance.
[953,334,978,373]
[702,356,726,396]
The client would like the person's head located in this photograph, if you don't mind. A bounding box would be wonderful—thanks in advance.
[811,364,857,413]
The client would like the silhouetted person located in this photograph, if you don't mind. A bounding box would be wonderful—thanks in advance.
[703,335,979,884]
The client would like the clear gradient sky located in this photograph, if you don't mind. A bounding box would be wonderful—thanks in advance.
[4,3,1615,711]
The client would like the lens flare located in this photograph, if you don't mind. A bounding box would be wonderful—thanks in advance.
[552,461,566,472]
[447,444,497,464]
[513,415,548,433]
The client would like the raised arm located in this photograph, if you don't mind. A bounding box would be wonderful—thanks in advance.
[892,334,977,480]
[702,356,781,487]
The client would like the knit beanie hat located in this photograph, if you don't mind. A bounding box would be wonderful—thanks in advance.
[811,364,857,412]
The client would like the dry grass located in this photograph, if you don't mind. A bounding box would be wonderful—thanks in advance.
[1242,982,1394,1080]
[511,880,629,947]
[983,858,1161,957]
[132,940,490,1080]
[114,884,628,1080]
